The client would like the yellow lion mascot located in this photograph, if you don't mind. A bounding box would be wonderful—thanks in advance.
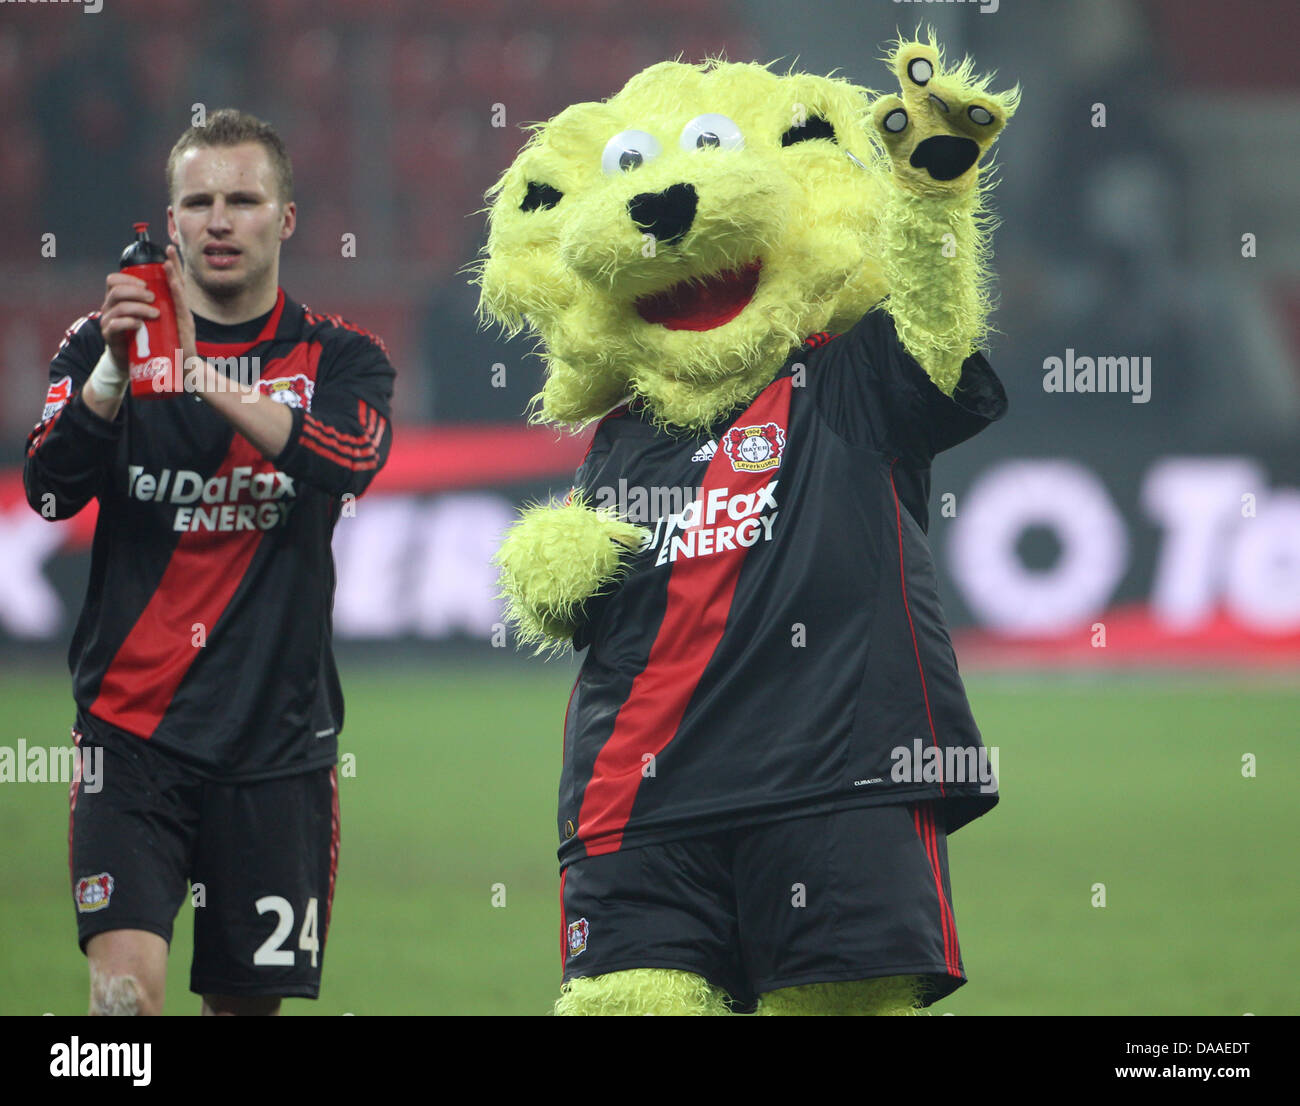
[479,31,1018,1015]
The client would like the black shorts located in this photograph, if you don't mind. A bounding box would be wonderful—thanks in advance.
[559,801,965,1012]
[68,715,340,999]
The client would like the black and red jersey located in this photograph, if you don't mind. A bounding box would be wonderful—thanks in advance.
[23,290,394,780]
[557,309,1007,868]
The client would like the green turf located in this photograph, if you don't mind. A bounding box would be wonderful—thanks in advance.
[0,662,1294,1015]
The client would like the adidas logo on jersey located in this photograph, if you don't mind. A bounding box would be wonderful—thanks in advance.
[691,441,717,463]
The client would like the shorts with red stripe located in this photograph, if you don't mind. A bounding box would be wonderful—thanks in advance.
[559,799,964,1012]
[69,714,340,999]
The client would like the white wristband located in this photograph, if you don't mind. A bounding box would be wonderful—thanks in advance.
[86,347,129,402]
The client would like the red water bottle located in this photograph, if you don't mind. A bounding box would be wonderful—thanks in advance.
[119,222,181,398]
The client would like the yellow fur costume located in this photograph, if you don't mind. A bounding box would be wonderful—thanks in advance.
[479,31,1017,1014]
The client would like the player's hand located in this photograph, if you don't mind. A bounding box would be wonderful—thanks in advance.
[163,246,199,386]
[98,271,159,372]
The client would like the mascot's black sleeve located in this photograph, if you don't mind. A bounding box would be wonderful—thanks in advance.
[813,309,1007,463]
[567,411,624,651]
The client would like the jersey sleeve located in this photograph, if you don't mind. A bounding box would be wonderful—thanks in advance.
[566,412,625,651]
[23,312,124,520]
[562,405,628,508]
[814,308,1007,462]
[568,432,609,505]
[272,325,395,499]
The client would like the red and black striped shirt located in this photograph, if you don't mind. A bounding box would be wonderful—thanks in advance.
[557,309,1006,866]
[23,290,394,780]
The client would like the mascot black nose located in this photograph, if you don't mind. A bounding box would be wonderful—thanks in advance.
[628,183,697,246]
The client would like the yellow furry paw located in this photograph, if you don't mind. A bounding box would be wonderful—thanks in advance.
[494,495,648,653]
[871,35,1019,196]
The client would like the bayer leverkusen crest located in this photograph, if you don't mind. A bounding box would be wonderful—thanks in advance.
[722,422,786,473]
[75,872,115,913]
[257,373,315,410]
[567,917,589,957]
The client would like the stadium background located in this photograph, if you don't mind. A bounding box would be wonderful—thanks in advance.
[1,0,1297,1014]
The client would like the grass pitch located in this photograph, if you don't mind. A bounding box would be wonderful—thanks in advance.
[0,661,1294,1015]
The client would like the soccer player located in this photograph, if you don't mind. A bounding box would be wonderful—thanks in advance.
[23,110,395,1015]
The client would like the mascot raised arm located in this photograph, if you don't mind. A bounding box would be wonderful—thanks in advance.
[479,31,1018,1016]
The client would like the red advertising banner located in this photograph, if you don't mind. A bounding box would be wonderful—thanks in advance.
[4,432,1299,664]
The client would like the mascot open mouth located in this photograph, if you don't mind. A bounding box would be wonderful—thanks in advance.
[635,260,762,331]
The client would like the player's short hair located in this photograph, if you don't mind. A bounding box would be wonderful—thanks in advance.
[166,108,294,204]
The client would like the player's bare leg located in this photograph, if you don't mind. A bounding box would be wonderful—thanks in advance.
[555,968,732,1015]
[756,975,925,1016]
[201,994,282,1016]
[86,929,167,1016]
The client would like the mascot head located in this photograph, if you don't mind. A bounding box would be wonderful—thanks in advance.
[478,58,897,431]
